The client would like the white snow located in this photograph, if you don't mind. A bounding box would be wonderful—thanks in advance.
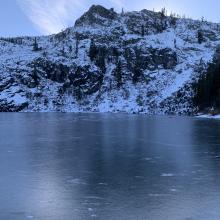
[197,114,220,119]
[0,8,219,114]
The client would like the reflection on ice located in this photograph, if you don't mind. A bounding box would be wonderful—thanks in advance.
[66,178,87,185]
[161,173,175,177]
[0,114,220,219]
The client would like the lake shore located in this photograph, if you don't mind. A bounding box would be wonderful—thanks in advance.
[197,114,220,119]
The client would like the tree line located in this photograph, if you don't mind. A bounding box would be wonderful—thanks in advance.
[193,57,220,111]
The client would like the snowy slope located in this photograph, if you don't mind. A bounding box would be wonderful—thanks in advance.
[0,5,219,114]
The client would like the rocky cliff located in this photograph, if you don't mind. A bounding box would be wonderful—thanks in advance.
[0,5,219,114]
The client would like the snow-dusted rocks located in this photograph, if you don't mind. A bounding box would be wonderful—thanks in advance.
[75,5,117,27]
[0,5,219,113]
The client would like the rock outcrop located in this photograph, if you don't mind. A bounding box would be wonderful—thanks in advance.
[0,5,219,114]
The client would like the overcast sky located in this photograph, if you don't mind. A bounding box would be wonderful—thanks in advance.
[0,0,220,37]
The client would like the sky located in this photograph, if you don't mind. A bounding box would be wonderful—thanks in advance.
[0,0,220,37]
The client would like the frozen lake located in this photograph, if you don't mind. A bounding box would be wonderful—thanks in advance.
[1,113,220,220]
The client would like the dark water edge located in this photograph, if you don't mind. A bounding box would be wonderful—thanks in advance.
[1,113,220,220]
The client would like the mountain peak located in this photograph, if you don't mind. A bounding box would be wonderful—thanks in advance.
[75,5,117,27]
[0,5,219,114]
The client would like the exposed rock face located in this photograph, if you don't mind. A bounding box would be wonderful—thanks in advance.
[144,48,177,70]
[75,5,117,27]
[0,5,220,113]
[0,99,28,112]
[30,58,69,83]
[68,65,103,95]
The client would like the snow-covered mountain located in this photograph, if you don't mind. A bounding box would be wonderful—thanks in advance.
[0,5,219,114]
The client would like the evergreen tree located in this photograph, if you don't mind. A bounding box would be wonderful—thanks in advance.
[161,7,166,19]
[75,38,79,58]
[69,45,73,53]
[74,33,81,58]
[198,30,204,44]
[32,65,40,86]
[89,39,98,61]
[121,8,124,16]
[194,60,220,110]
[96,47,106,73]
[124,48,134,72]
[33,37,39,51]
[132,48,143,84]
[60,46,65,56]
[75,86,83,101]
[114,60,123,87]
[170,13,177,26]
[174,38,177,48]
[141,25,145,37]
